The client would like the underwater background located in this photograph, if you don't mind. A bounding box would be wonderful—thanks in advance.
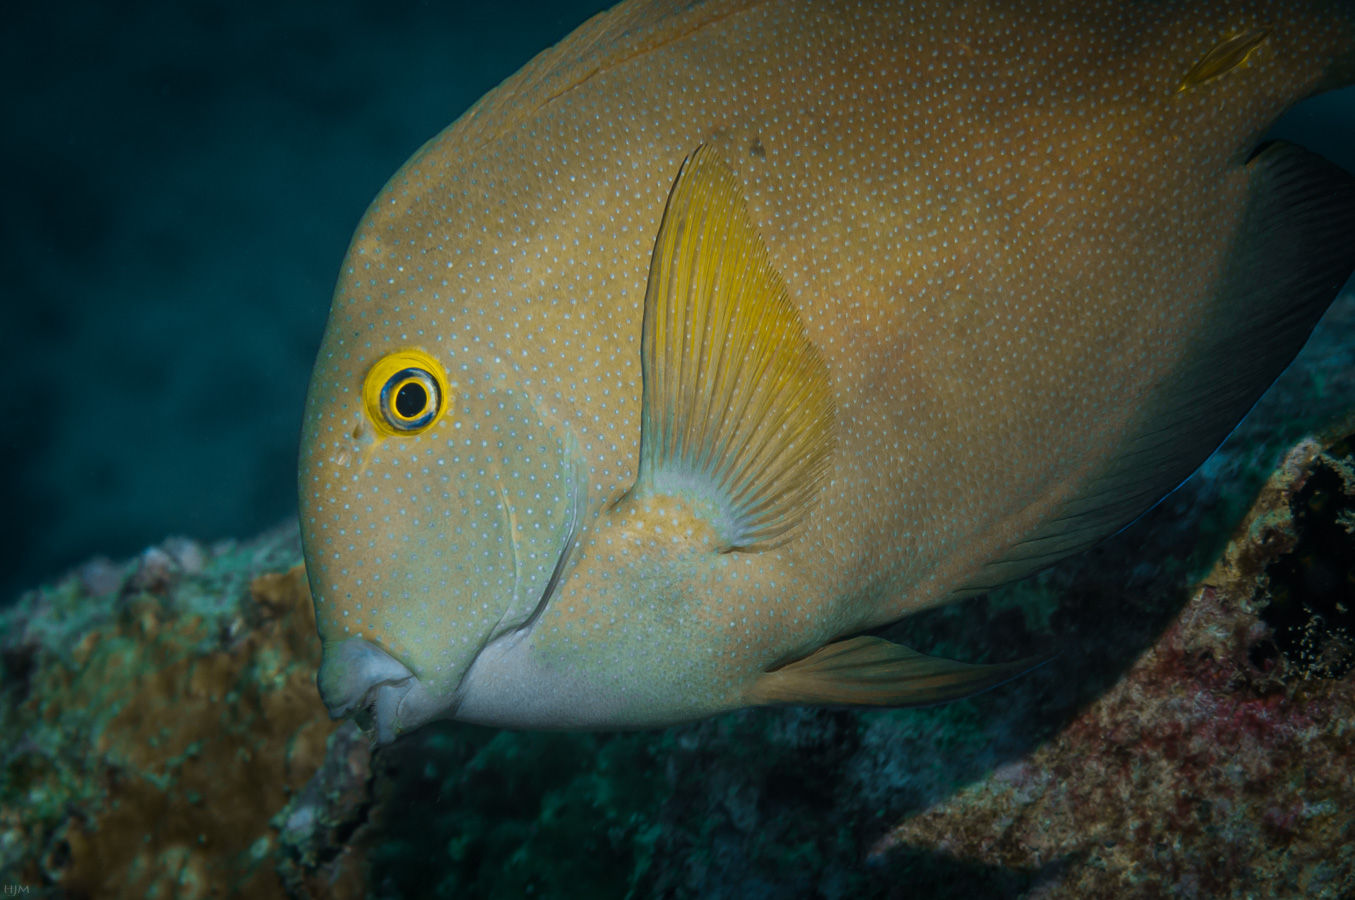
[0,0,611,607]
[3,0,1355,897]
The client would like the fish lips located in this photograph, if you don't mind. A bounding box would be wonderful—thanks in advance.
[314,460,584,743]
[317,637,459,744]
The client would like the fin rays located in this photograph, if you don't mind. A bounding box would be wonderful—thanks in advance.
[634,145,836,550]
[748,635,1051,708]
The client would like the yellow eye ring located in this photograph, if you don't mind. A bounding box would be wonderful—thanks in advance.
[362,348,452,437]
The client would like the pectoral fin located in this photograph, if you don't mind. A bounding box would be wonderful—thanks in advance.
[748,635,1050,708]
[632,144,836,551]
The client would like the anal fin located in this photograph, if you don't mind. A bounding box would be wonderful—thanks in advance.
[747,635,1051,708]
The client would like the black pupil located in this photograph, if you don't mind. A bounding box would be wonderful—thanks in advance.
[395,381,429,418]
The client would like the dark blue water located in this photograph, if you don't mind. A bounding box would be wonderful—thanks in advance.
[2,0,1353,605]
[0,0,607,602]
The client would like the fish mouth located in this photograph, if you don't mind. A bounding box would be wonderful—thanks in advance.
[316,428,589,744]
[317,639,460,744]
[314,511,580,745]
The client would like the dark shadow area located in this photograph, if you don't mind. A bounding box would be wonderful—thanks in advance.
[878,846,1066,900]
[364,724,663,900]
[1254,436,1355,680]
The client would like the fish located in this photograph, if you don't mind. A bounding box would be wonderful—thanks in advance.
[298,0,1355,743]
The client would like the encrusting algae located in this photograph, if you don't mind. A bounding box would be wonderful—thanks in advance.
[0,527,334,899]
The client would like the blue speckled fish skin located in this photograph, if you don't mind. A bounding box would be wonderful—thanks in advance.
[298,0,1355,741]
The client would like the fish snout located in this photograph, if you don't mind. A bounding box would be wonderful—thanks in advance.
[317,638,454,744]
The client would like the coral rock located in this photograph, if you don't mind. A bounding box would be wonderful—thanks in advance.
[0,526,333,899]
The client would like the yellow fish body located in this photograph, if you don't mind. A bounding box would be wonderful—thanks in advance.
[299,0,1355,741]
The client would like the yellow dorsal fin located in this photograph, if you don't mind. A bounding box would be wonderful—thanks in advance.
[1178,27,1270,92]
[747,636,1051,708]
[633,145,836,551]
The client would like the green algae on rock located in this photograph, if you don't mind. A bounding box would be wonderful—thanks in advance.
[0,526,333,898]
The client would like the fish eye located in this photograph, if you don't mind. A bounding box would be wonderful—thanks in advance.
[382,369,439,430]
[362,348,452,437]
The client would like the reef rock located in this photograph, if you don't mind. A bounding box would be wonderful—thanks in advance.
[878,435,1355,899]
[0,526,334,898]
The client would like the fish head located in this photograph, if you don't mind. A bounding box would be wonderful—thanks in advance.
[294,139,844,738]
[298,256,585,742]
